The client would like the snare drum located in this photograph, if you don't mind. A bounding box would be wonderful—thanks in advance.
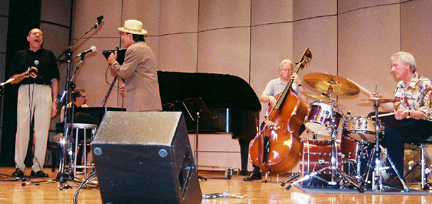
[344,116,382,143]
[305,102,342,136]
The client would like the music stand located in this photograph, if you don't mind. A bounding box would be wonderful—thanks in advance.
[181,97,214,169]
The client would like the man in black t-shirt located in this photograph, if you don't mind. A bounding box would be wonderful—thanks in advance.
[8,28,60,178]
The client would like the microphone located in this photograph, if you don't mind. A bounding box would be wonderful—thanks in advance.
[28,60,39,74]
[29,60,39,77]
[97,15,104,25]
[202,193,227,199]
[77,46,97,57]
[95,15,104,28]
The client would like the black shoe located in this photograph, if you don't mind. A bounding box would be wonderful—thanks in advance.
[384,176,403,187]
[243,172,262,181]
[239,170,248,176]
[12,168,24,177]
[31,170,49,178]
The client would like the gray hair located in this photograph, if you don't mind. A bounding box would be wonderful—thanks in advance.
[391,51,416,72]
[279,59,294,70]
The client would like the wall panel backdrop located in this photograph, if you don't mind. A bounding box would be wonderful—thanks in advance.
[293,16,338,95]
[401,0,432,80]
[39,0,72,141]
[159,0,196,72]
[250,0,294,122]
[338,3,401,117]
[250,23,294,103]
[198,0,251,79]
[70,0,123,108]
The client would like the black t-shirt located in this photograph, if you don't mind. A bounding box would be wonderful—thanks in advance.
[12,48,60,85]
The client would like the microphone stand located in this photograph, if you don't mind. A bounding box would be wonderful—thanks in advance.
[58,59,84,190]
[56,20,100,190]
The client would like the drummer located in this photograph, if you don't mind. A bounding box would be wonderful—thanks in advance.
[244,59,308,181]
[372,51,432,186]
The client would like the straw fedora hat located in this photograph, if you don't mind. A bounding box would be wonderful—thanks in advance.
[118,19,148,36]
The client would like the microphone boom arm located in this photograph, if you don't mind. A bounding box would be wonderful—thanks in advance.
[57,16,102,59]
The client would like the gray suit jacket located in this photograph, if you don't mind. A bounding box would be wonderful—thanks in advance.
[110,42,162,111]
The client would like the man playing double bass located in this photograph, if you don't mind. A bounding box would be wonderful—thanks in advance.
[245,59,308,181]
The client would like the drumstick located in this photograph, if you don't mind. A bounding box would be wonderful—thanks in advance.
[370,112,395,119]
[346,78,372,96]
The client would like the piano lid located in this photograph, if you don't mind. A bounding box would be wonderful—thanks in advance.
[157,71,261,112]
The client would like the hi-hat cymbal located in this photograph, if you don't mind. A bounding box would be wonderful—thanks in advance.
[301,92,329,102]
[303,73,360,96]
[359,98,395,104]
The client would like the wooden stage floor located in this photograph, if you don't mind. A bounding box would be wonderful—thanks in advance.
[0,167,431,203]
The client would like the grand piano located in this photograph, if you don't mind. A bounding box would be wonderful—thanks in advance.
[157,71,261,174]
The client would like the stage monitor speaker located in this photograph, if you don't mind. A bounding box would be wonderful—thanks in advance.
[91,111,202,204]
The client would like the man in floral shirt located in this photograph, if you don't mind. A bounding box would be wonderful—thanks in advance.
[374,51,432,186]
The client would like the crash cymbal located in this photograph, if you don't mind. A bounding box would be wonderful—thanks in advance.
[301,92,329,102]
[359,98,395,104]
[303,73,360,96]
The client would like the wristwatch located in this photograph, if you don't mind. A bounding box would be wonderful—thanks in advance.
[54,98,59,103]
[407,111,411,119]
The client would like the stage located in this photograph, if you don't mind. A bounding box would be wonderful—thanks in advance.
[0,167,431,203]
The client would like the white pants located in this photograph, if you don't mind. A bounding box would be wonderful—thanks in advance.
[15,84,52,172]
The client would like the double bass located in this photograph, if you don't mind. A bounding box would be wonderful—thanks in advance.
[249,48,312,174]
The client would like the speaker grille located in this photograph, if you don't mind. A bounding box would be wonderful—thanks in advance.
[93,111,182,145]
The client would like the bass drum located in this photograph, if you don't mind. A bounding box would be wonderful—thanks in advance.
[300,140,341,187]
[300,138,358,187]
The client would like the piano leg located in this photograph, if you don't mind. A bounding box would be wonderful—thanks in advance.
[238,138,250,176]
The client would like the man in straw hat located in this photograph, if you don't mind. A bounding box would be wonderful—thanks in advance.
[108,19,162,111]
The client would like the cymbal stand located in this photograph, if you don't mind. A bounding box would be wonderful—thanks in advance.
[285,87,364,192]
[353,141,369,186]
[369,93,409,192]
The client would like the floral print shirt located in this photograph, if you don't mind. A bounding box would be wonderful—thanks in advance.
[394,72,432,121]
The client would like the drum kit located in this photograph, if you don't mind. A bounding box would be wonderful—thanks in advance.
[282,72,409,192]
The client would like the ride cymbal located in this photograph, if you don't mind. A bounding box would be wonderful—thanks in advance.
[303,73,360,96]
[359,98,395,104]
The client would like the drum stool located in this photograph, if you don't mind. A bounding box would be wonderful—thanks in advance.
[66,123,97,179]
[414,136,432,190]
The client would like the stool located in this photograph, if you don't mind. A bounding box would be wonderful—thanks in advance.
[66,123,98,178]
[47,141,62,172]
[415,136,432,190]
